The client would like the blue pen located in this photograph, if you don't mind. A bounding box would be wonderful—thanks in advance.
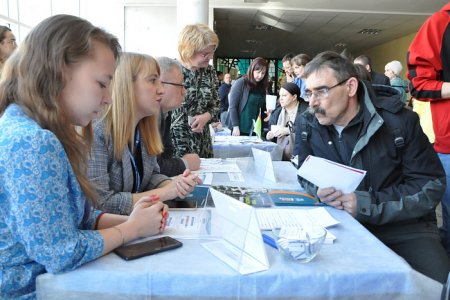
[262,233,278,250]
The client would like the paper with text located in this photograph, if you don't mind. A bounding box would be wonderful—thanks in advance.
[297,155,366,194]
[195,158,241,173]
[256,207,339,230]
[165,210,217,239]
[256,207,339,243]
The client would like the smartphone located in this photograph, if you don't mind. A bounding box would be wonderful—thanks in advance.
[165,199,198,210]
[114,236,182,261]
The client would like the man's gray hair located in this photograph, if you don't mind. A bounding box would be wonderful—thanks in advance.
[156,56,182,75]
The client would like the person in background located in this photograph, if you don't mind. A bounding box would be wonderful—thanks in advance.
[0,15,168,298]
[88,53,201,215]
[354,54,390,86]
[156,56,200,177]
[0,25,17,72]
[266,82,308,160]
[407,2,450,258]
[171,23,220,158]
[219,72,232,124]
[291,53,311,98]
[297,51,449,283]
[228,57,269,136]
[217,70,224,85]
[384,60,407,104]
[353,63,372,82]
[281,52,295,83]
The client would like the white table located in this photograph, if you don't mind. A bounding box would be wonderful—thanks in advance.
[36,158,442,299]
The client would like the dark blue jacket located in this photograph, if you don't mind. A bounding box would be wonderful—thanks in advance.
[296,81,444,240]
[219,83,231,113]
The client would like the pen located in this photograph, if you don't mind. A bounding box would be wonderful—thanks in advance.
[262,233,278,250]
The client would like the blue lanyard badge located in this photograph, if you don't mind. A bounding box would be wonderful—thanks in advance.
[128,130,141,193]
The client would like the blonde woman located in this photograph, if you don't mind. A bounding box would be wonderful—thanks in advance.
[89,53,201,215]
[171,23,220,158]
[0,15,167,298]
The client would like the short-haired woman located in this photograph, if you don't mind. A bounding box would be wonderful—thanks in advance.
[266,82,308,160]
[171,23,220,158]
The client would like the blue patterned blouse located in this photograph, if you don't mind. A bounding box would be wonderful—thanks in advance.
[0,104,104,299]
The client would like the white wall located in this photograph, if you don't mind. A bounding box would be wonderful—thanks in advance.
[1,0,214,59]
[0,0,124,47]
[124,5,177,57]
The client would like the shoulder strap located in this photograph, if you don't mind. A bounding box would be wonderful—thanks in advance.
[300,117,311,141]
[378,109,405,149]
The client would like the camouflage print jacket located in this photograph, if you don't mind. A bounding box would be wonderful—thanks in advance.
[170,64,220,158]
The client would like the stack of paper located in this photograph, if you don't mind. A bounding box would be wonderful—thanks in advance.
[256,208,339,243]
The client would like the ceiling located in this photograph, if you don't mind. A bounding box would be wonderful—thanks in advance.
[211,0,449,59]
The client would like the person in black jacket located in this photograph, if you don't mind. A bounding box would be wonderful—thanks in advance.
[266,82,308,160]
[296,51,449,283]
[354,54,390,86]
[156,57,200,177]
[219,73,232,124]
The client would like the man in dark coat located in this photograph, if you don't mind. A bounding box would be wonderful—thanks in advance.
[296,51,449,283]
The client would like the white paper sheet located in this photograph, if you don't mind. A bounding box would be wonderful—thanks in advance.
[164,210,217,239]
[195,158,241,173]
[252,147,276,182]
[256,207,340,230]
[297,155,366,194]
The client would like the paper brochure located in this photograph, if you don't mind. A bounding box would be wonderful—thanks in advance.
[297,155,366,194]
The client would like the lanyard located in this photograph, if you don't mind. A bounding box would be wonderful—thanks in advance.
[127,129,141,193]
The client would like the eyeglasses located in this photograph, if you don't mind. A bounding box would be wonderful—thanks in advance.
[304,77,351,102]
[161,81,187,89]
[2,39,16,46]
[196,47,216,59]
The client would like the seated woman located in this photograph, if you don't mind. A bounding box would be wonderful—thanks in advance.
[266,83,308,160]
[228,57,269,136]
[88,53,201,215]
[384,60,407,104]
[0,15,168,298]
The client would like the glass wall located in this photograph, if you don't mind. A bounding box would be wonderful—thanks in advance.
[216,57,282,95]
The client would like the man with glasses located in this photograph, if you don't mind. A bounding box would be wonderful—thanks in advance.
[296,51,449,283]
[156,57,200,177]
[0,26,17,73]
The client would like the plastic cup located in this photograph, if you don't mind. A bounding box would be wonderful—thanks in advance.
[272,225,326,263]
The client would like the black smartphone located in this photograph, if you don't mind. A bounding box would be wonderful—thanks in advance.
[114,236,182,261]
[165,199,198,210]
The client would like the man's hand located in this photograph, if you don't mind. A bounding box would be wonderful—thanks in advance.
[317,187,357,217]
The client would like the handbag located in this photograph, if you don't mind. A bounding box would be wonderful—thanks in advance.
[276,121,295,161]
